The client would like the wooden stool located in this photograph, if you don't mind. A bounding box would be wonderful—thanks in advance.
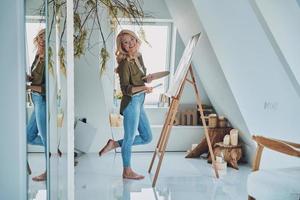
[208,142,242,169]
[186,127,232,158]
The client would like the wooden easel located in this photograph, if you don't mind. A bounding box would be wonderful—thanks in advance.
[148,65,219,187]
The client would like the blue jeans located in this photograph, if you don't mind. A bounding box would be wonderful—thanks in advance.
[27,92,47,156]
[117,93,152,168]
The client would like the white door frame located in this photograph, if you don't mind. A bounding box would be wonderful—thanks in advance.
[66,0,74,199]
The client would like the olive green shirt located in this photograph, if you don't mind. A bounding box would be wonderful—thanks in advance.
[31,55,45,94]
[118,56,147,115]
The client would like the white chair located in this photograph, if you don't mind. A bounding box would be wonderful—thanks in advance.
[247,135,300,200]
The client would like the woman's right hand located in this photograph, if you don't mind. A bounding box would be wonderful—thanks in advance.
[144,74,154,83]
[27,75,33,82]
[144,86,153,93]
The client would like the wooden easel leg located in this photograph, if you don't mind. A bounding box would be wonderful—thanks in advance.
[152,124,173,187]
[151,101,179,187]
[148,67,191,186]
[152,152,164,187]
[149,144,159,173]
[189,66,219,178]
[203,128,219,178]
[148,101,175,173]
[148,125,166,173]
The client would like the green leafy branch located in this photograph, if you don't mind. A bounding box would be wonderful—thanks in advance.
[40,0,148,76]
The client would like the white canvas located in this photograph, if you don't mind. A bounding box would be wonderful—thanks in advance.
[166,33,202,97]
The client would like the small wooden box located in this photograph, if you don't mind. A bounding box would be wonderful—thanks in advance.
[218,116,227,127]
[208,114,218,127]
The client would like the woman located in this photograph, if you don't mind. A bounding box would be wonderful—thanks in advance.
[99,29,154,180]
[26,29,47,182]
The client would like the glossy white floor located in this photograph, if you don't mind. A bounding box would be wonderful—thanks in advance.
[75,152,251,200]
[28,153,47,200]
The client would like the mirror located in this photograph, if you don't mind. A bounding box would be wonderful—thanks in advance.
[25,0,48,199]
[47,0,74,199]
[26,0,74,199]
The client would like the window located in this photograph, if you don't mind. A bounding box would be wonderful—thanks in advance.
[25,18,46,75]
[115,20,173,105]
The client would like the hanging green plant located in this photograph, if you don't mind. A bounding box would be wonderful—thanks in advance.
[42,0,149,76]
[48,46,54,76]
[138,27,151,47]
[99,47,110,76]
[74,29,87,58]
[59,47,67,76]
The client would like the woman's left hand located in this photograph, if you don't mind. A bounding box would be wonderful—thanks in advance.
[144,74,154,83]
[145,86,153,93]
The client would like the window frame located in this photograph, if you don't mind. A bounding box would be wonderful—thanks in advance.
[25,16,46,75]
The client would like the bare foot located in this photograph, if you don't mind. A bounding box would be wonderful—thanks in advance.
[123,168,144,180]
[32,172,46,182]
[98,139,118,156]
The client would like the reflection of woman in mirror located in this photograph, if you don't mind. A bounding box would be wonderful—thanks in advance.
[99,30,154,180]
[26,29,47,182]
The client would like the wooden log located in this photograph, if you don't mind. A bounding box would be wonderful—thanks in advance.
[208,142,242,170]
[185,127,232,158]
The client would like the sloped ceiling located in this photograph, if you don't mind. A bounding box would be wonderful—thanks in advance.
[165,0,300,167]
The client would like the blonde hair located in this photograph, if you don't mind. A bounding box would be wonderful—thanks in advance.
[115,29,141,64]
[33,28,45,49]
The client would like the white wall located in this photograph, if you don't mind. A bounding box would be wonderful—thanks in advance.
[252,0,300,95]
[164,0,254,160]
[74,5,112,153]
[0,0,27,199]
[142,0,171,19]
[250,0,300,168]
[25,0,44,16]
[74,0,210,152]
[25,1,71,198]
[192,0,300,168]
